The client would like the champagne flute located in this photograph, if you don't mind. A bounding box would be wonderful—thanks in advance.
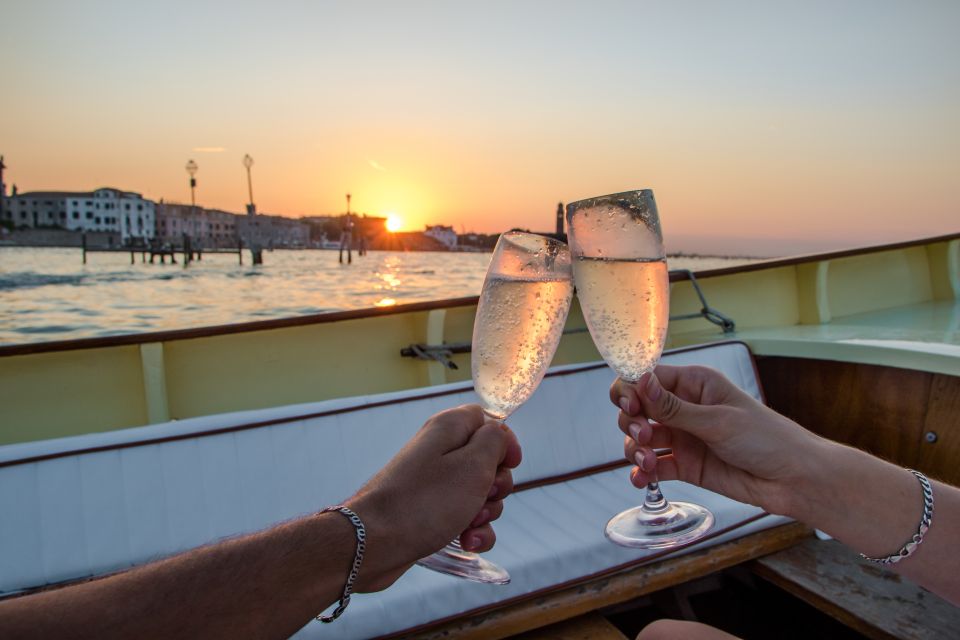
[566,190,714,549]
[416,231,574,583]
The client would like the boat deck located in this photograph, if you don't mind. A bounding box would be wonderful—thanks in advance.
[680,300,960,377]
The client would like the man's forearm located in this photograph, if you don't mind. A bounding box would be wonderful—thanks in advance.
[0,512,358,640]
[793,440,960,605]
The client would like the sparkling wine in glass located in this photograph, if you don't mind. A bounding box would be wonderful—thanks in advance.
[567,189,714,549]
[416,231,574,583]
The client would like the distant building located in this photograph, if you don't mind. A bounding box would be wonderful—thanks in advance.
[155,203,238,248]
[2,187,156,244]
[156,203,309,249]
[424,224,457,249]
[237,212,310,248]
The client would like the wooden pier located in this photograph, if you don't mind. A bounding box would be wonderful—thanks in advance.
[81,234,251,265]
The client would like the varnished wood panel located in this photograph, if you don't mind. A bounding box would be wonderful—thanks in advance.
[399,522,811,640]
[752,537,959,640]
[509,612,627,640]
[918,373,960,484]
[757,357,930,470]
[758,357,960,485]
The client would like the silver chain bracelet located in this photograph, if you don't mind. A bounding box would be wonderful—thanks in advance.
[316,505,367,623]
[860,469,934,565]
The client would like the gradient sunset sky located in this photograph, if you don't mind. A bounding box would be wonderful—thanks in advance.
[2,1,957,255]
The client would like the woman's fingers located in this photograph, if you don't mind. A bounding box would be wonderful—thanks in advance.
[620,413,672,448]
[609,378,643,416]
[629,454,679,488]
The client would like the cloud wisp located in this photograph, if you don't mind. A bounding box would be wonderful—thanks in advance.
[367,159,387,171]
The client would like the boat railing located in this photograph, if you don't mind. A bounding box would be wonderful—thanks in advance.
[400,269,737,367]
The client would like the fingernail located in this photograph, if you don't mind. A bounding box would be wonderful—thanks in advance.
[619,397,631,414]
[487,485,498,499]
[466,536,481,551]
[636,449,654,472]
[645,374,662,402]
[629,423,642,442]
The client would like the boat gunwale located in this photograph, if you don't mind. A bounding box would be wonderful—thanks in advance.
[1,231,956,358]
[0,340,762,467]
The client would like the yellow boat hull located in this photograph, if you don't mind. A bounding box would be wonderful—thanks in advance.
[1,233,957,446]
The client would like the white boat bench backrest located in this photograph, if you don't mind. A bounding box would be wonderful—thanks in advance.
[0,341,762,599]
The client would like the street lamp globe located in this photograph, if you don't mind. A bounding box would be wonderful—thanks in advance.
[242,154,254,169]
[185,159,198,177]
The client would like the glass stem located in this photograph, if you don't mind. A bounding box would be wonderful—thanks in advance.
[642,473,670,514]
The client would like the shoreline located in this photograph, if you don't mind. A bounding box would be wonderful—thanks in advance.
[0,242,766,261]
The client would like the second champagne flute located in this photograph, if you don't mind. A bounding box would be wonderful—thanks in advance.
[567,189,714,549]
[416,231,574,583]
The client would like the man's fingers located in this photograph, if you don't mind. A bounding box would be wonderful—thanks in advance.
[498,423,522,469]
[488,467,514,501]
[459,419,522,474]
[469,499,504,528]
[422,404,488,453]
[460,524,496,553]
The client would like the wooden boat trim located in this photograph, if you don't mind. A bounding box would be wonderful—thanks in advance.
[0,295,483,357]
[2,232,955,358]
[673,230,960,279]
[387,518,810,640]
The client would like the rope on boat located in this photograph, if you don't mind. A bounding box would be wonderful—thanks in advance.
[669,269,737,334]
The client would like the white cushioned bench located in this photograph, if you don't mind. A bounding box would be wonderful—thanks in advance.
[0,341,789,638]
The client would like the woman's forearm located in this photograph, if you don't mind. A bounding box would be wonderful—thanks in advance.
[791,439,960,605]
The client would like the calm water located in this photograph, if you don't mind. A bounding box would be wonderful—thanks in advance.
[0,247,753,345]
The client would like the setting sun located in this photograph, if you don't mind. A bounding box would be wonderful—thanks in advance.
[385,213,403,233]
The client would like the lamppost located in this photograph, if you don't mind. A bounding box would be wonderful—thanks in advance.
[339,192,353,264]
[0,155,6,224]
[185,159,198,260]
[242,154,263,264]
[243,154,255,215]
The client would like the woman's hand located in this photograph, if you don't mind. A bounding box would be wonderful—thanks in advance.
[611,365,825,517]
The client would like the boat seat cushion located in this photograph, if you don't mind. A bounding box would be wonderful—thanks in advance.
[0,341,787,638]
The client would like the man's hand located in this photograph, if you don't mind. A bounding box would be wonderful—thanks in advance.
[347,404,522,591]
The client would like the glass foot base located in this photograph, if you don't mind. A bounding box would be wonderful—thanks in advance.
[605,500,715,549]
[416,544,510,584]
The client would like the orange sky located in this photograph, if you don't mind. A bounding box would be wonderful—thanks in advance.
[1,1,957,256]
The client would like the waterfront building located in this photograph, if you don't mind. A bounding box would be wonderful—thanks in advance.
[156,203,309,249]
[155,203,239,248]
[2,187,156,244]
[424,224,457,249]
[236,212,310,248]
